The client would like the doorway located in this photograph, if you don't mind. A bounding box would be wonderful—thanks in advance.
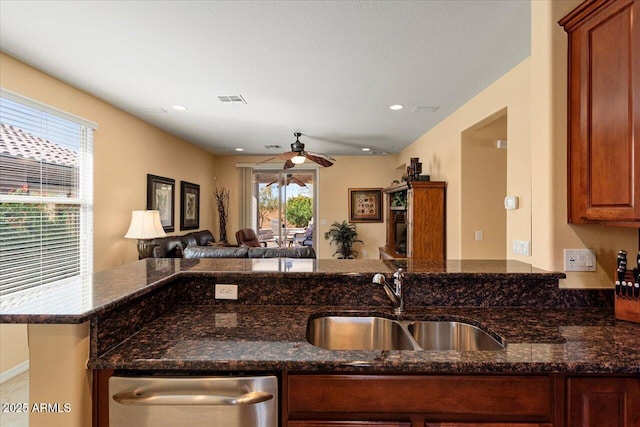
[252,169,316,249]
[461,110,508,259]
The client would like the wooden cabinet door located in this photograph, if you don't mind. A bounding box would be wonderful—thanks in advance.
[562,0,640,224]
[567,377,640,427]
[289,422,410,427]
[426,424,552,427]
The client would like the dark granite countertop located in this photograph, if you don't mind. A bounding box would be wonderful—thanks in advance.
[0,258,564,323]
[92,304,640,374]
[4,257,637,375]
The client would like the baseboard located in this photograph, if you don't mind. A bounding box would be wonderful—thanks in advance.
[0,360,29,384]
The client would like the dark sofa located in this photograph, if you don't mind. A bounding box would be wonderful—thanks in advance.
[151,230,215,258]
[149,229,316,259]
[183,245,316,259]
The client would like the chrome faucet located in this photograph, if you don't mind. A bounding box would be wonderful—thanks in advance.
[372,268,404,314]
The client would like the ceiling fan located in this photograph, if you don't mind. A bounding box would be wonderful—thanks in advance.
[259,132,335,169]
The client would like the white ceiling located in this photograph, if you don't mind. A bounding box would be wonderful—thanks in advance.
[0,1,530,157]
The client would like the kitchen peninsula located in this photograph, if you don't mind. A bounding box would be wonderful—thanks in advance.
[1,258,639,427]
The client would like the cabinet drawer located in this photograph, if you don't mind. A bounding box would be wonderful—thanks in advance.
[288,375,553,417]
[290,423,410,427]
[426,424,552,427]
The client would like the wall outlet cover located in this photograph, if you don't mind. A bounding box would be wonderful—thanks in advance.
[215,284,238,300]
[563,249,596,272]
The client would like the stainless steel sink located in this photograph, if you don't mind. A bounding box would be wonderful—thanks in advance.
[306,316,417,350]
[407,321,504,351]
[306,315,504,351]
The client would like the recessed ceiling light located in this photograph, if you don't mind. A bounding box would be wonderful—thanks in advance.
[389,104,404,111]
[172,105,187,111]
[362,148,371,152]
[235,148,244,152]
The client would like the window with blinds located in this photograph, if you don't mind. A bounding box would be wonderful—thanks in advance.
[0,89,96,296]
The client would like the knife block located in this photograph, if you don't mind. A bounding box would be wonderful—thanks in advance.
[614,270,640,324]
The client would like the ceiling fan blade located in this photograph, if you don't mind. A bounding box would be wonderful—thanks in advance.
[305,152,334,167]
[290,176,307,187]
[283,159,295,169]
[305,150,336,162]
[256,151,296,165]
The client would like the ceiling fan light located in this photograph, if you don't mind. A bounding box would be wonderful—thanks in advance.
[291,154,306,164]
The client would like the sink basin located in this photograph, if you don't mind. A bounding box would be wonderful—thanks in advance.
[407,321,504,351]
[306,316,417,350]
[306,315,504,351]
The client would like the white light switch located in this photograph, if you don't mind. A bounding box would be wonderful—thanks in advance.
[504,196,519,210]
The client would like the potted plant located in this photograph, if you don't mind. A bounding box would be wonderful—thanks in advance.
[324,220,363,259]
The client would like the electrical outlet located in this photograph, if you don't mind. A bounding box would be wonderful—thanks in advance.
[564,249,596,272]
[215,284,238,300]
[475,230,483,241]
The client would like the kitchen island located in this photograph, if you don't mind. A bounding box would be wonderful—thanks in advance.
[2,258,639,426]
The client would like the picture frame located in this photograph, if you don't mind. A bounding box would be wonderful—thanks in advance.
[348,188,383,223]
[180,181,200,230]
[147,174,175,232]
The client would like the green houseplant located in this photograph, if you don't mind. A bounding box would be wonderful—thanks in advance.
[324,220,363,259]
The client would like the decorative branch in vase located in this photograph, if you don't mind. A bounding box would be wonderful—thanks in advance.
[214,187,230,243]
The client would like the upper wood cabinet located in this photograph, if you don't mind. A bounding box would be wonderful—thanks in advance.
[560,0,640,225]
[381,181,446,260]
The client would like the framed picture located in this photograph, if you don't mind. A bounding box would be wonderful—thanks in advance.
[180,181,200,230]
[147,174,175,232]
[348,188,383,223]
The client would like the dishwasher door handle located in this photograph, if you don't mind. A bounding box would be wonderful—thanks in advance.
[113,390,273,406]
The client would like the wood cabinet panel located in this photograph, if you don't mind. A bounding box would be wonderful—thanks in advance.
[567,377,640,427]
[382,181,445,260]
[287,375,552,417]
[289,422,410,427]
[425,424,552,427]
[561,0,640,224]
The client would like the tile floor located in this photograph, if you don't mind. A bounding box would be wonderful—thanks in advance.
[0,371,29,427]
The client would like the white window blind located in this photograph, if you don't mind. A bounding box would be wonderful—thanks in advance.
[0,89,95,296]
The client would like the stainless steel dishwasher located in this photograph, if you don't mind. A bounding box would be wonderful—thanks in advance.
[109,375,278,427]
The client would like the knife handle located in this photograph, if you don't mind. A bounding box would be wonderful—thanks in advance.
[634,282,640,299]
[616,268,625,297]
[618,250,628,269]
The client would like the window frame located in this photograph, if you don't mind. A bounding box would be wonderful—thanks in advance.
[0,88,96,296]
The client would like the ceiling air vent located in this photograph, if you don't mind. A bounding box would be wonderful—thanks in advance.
[141,107,168,114]
[218,95,247,105]
[264,145,282,149]
[411,106,439,113]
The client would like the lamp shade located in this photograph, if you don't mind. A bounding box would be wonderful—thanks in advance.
[124,210,167,239]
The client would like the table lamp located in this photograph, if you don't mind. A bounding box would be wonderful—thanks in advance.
[124,210,166,259]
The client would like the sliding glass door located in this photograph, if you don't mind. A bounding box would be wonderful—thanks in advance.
[252,169,316,248]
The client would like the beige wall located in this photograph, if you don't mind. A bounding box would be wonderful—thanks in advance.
[397,0,636,288]
[0,53,217,271]
[28,323,91,427]
[398,58,532,262]
[0,324,28,375]
[214,155,398,258]
[0,53,217,378]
